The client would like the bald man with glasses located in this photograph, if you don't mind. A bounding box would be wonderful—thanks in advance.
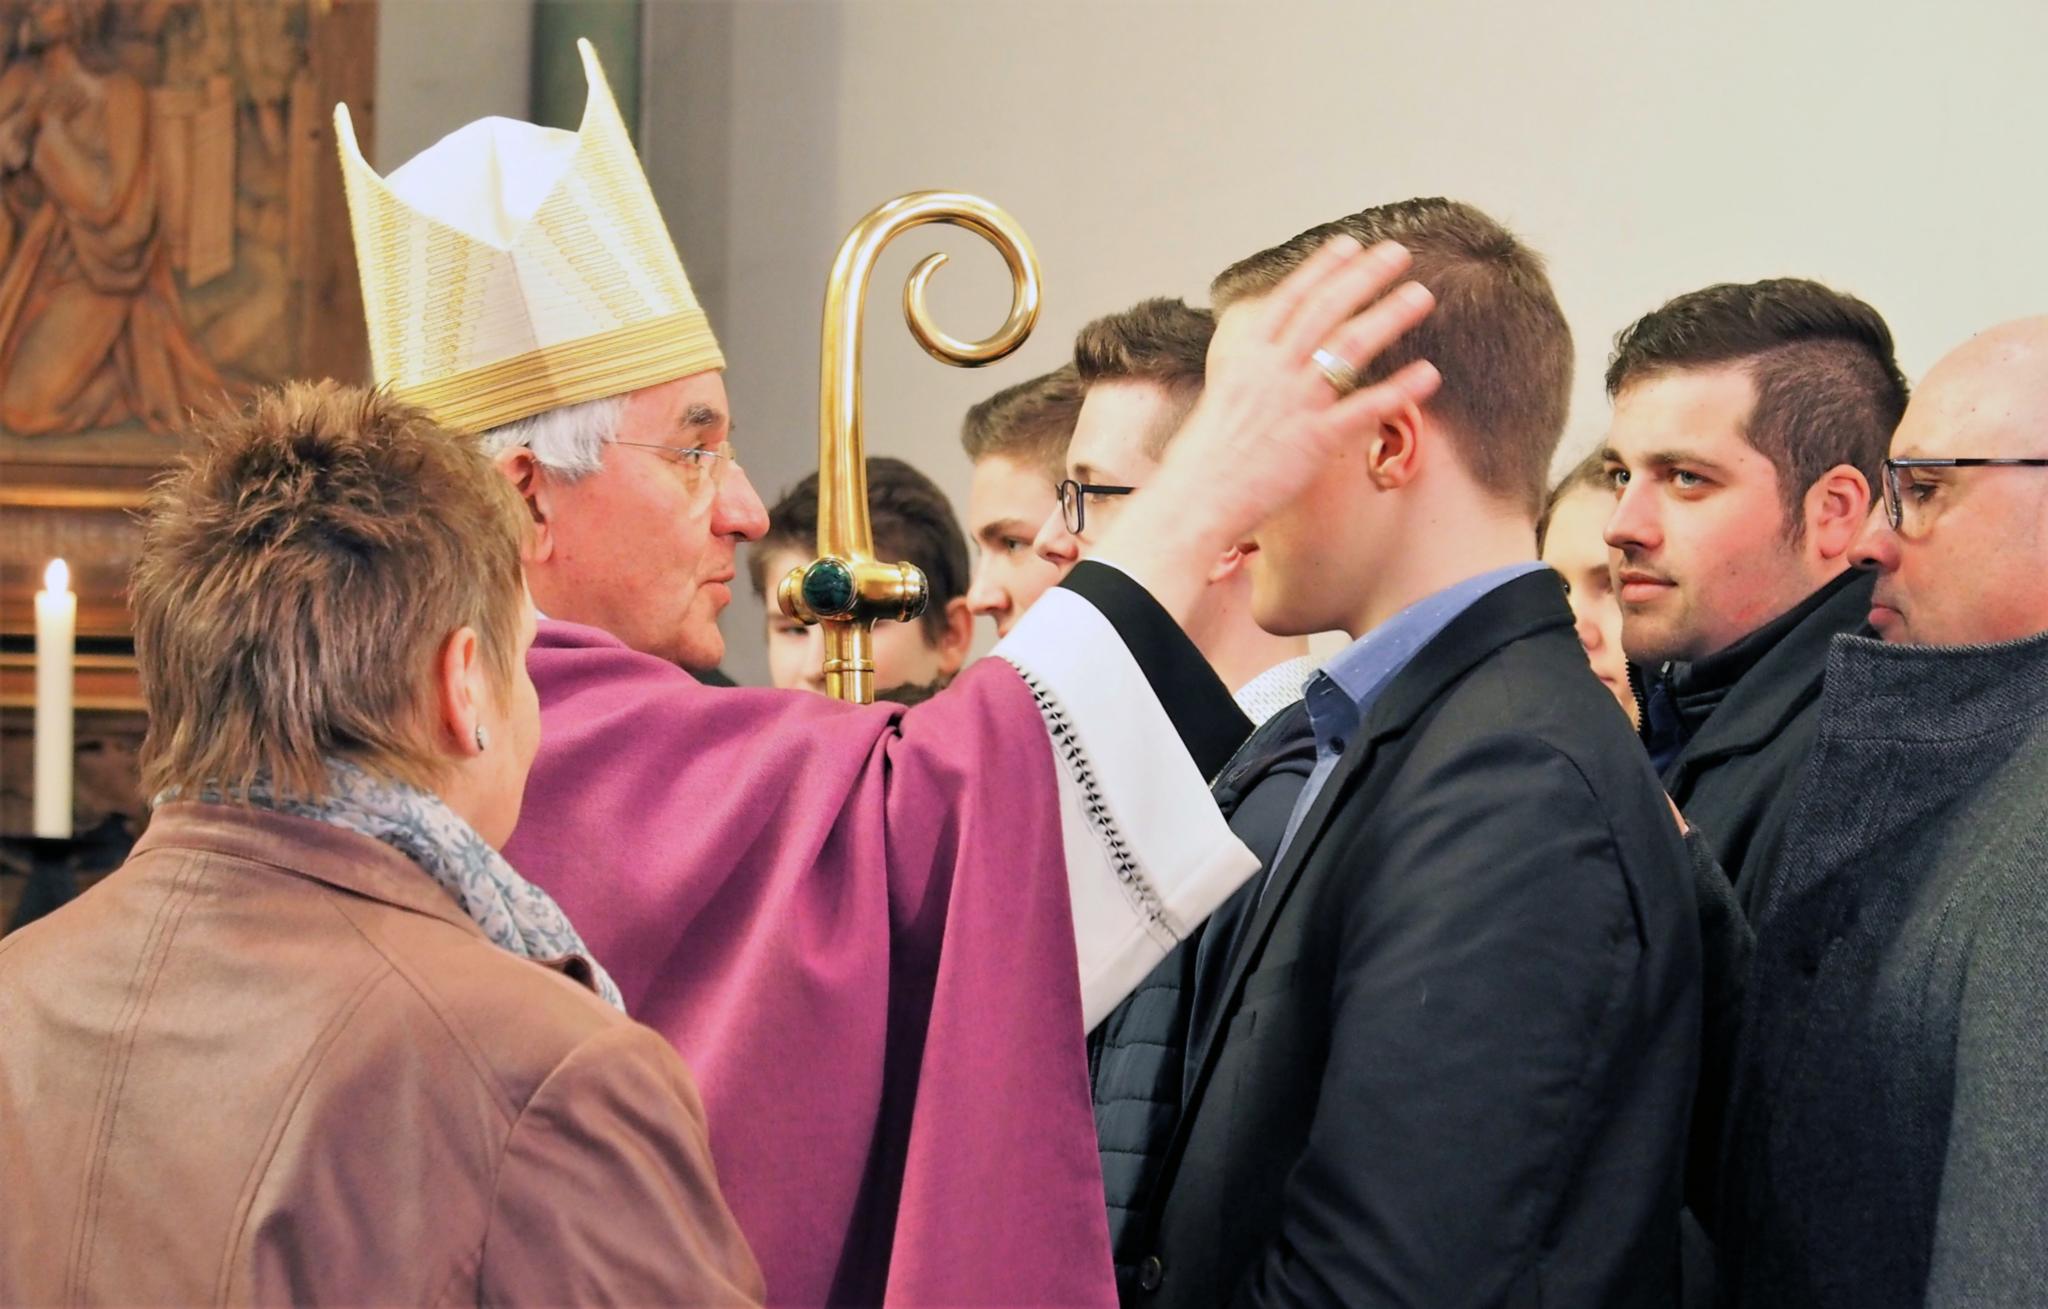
[1720,317,2048,1308]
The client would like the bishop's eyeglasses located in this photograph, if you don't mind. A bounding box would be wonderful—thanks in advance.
[1056,478,1134,535]
[1881,456,2048,532]
[613,440,743,496]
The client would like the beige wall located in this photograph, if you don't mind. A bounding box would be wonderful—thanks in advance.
[375,0,535,171]
[653,1,2048,683]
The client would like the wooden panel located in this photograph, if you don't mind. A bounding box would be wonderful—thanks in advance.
[0,653,144,713]
[0,502,146,641]
[185,77,239,288]
[0,0,378,659]
[299,0,378,384]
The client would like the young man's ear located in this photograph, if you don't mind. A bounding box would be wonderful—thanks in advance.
[935,596,976,676]
[1366,399,1426,492]
[495,448,556,564]
[1805,465,1873,563]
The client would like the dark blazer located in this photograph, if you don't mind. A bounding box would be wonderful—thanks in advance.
[1126,571,1701,1309]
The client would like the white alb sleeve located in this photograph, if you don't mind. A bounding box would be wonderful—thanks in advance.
[994,586,1259,1029]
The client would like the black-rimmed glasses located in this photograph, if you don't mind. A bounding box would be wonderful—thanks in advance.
[1882,457,2048,531]
[1056,478,1134,535]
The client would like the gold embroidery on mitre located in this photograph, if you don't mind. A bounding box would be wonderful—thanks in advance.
[334,38,723,434]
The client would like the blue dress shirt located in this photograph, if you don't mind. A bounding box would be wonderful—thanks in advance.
[1270,562,1551,870]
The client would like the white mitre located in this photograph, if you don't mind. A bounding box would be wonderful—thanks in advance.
[334,39,722,435]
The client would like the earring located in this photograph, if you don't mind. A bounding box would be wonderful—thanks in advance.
[474,725,489,752]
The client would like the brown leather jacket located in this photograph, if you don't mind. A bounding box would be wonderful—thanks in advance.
[0,803,763,1306]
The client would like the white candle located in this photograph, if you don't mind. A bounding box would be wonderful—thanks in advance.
[34,558,76,839]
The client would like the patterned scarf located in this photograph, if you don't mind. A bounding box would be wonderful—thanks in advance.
[164,760,624,1011]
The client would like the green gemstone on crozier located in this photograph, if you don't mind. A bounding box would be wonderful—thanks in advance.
[801,558,857,616]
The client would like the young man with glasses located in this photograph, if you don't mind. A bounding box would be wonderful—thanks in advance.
[1719,316,2048,1307]
[1034,297,1316,720]
[1039,298,1321,1278]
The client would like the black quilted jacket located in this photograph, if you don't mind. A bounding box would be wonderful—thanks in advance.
[1088,700,1318,1288]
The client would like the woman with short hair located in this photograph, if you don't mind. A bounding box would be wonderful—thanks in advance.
[0,382,761,1306]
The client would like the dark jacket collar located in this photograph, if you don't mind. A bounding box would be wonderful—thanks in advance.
[1258,569,1575,930]
[1207,572,1572,1014]
[1648,570,1874,776]
[1212,699,1318,808]
[1357,568,1576,746]
[1819,624,2048,745]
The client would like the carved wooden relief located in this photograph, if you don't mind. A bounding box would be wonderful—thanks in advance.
[0,0,377,836]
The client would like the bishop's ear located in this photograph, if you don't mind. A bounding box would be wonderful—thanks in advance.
[495,448,555,563]
[934,596,976,677]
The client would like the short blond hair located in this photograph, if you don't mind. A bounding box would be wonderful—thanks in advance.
[133,382,529,800]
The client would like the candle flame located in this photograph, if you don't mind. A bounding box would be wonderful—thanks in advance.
[43,558,68,594]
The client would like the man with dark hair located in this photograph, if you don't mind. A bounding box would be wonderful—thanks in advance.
[959,366,1084,636]
[748,457,974,705]
[1118,199,1699,1308]
[1601,278,1909,903]
[1600,280,1909,1304]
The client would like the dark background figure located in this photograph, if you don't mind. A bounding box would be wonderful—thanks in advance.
[1537,450,1639,727]
[745,454,975,705]
[1079,292,1322,1279]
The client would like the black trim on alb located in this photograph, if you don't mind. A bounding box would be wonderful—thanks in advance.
[1061,560,1251,777]
[1015,667,1170,937]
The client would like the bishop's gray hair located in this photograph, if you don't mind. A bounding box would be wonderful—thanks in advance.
[478,394,628,481]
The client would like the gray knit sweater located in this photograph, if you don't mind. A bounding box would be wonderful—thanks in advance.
[1723,627,2048,1307]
